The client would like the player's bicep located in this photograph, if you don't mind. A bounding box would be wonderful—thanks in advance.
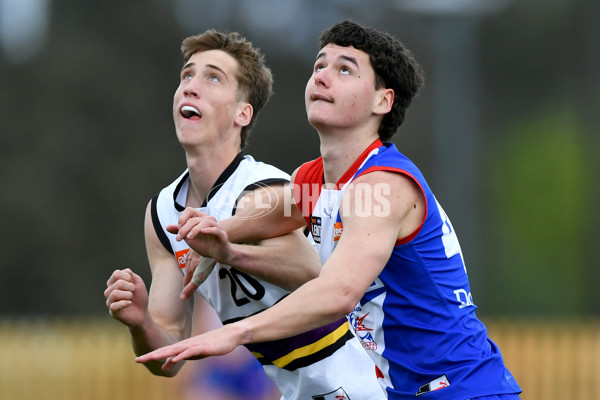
[323,172,424,297]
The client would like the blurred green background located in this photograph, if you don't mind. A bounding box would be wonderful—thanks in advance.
[1,0,598,320]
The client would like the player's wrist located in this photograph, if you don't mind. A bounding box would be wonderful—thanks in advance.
[221,243,240,266]
[231,319,253,346]
[126,312,153,336]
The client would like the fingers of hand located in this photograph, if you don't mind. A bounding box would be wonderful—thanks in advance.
[136,337,213,367]
[108,300,133,315]
[135,344,180,363]
[191,257,216,286]
[180,281,198,301]
[170,347,206,363]
[166,224,179,234]
[178,216,219,240]
[197,226,226,242]
[185,251,200,271]
[182,264,193,286]
[161,357,177,372]
[106,269,132,288]
[178,208,208,229]
[104,279,135,308]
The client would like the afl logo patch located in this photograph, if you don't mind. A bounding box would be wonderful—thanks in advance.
[310,215,322,243]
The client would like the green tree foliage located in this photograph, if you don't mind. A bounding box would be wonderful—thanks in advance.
[485,108,592,316]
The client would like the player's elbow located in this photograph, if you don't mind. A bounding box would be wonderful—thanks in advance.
[340,293,361,316]
[311,275,361,319]
[329,284,362,316]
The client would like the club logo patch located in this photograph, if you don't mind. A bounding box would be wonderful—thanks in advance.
[348,309,377,351]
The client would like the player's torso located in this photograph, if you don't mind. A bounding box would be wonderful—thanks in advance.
[302,144,521,398]
[153,155,388,400]
[155,155,291,322]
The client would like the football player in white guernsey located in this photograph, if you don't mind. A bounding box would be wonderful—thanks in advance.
[104,29,385,400]
[137,21,522,400]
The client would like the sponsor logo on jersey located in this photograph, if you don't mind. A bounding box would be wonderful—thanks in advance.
[175,249,190,269]
[333,221,343,241]
[416,375,450,396]
[312,387,350,400]
[310,215,322,243]
[453,288,475,309]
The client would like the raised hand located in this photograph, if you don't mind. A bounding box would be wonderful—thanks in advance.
[104,268,149,328]
[166,207,233,264]
[166,207,213,241]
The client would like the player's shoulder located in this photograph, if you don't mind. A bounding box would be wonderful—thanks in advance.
[352,168,419,192]
[240,154,290,180]
[292,157,323,185]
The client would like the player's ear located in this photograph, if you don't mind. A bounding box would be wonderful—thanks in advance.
[373,88,394,115]
[235,102,253,127]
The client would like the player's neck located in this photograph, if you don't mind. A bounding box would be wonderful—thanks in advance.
[184,143,240,208]
[319,129,379,185]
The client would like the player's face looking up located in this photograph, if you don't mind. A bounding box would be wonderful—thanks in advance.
[304,44,391,134]
[173,49,250,148]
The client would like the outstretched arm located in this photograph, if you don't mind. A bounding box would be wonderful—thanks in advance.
[135,171,425,371]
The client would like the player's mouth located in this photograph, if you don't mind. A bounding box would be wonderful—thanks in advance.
[311,92,333,103]
[180,105,202,120]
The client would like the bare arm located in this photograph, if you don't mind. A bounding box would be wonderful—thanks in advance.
[135,171,425,370]
[226,183,306,242]
[174,183,318,299]
[227,228,319,290]
[105,201,193,376]
[180,228,320,300]
[172,183,305,244]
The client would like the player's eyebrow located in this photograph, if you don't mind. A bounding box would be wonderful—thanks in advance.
[315,52,359,68]
[181,61,194,73]
[206,64,230,81]
[180,62,230,81]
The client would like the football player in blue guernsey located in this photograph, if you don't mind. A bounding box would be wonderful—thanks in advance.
[104,29,386,400]
[136,21,522,400]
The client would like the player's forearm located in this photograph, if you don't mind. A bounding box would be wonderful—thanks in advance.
[233,274,355,344]
[224,185,306,243]
[226,229,321,291]
[224,214,305,244]
[128,318,187,377]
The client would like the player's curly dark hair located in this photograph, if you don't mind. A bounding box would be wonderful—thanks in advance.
[319,20,425,142]
[182,30,273,149]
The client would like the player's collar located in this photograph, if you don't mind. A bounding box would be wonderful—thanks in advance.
[335,139,383,187]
